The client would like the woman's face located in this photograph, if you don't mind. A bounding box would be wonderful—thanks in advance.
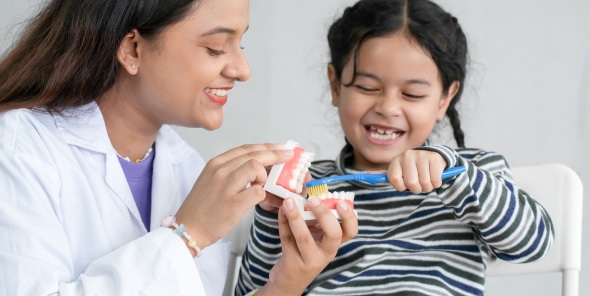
[132,0,251,130]
[329,32,457,171]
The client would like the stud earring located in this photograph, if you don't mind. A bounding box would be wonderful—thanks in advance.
[131,64,137,69]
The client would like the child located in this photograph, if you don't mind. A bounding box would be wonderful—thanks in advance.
[0,0,357,294]
[236,0,554,295]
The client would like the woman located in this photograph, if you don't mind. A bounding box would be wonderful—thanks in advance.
[0,0,358,295]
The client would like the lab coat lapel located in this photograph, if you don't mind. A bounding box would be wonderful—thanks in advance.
[149,134,182,231]
[104,153,145,231]
[54,104,146,233]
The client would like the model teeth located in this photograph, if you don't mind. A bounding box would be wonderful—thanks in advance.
[288,151,313,193]
[312,191,355,201]
[205,88,229,97]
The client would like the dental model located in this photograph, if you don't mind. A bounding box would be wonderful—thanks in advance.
[264,140,317,221]
[304,191,355,211]
[264,140,356,223]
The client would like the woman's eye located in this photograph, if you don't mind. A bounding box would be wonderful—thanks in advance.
[206,47,226,56]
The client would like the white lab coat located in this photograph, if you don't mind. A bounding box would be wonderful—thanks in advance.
[0,104,230,295]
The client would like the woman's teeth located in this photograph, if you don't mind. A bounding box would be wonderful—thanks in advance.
[205,88,229,97]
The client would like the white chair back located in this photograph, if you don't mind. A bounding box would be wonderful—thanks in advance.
[486,163,583,296]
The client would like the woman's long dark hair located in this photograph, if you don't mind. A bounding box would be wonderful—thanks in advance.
[327,0,468,147]
[0,0,199,114]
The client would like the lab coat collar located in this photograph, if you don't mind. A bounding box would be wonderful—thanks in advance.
[51,102,190,233]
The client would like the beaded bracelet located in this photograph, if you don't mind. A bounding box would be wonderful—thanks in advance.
[160,215,202,257]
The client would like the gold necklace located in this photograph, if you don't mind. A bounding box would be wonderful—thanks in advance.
[116,147,153,163]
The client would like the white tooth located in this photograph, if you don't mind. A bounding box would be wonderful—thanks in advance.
[289,179,297,190]
[377,128,385,134]
[296,183,303,193]
[386,130,394,135]
[347,192,355,201]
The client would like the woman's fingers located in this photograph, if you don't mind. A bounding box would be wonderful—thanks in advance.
[208,143,293,172]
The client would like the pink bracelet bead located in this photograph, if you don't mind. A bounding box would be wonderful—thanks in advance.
[160,215,202,257]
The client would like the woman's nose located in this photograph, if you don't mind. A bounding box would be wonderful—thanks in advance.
[223,49,251,82]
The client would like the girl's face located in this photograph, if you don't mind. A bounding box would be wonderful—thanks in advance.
[130,0,251,130]
[329,32,458,171]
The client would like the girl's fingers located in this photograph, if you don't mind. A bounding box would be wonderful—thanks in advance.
[336,200,358,243]
[304,198,342,258]
[416,158,434,193]
[277,198,304,261]
[429,160,445,189]
[387,161,406,192]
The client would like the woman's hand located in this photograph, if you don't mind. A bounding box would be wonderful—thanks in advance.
[174,143,294,254]
[387,149,448,194]
[257,196,358,296]
[258,172,313,214]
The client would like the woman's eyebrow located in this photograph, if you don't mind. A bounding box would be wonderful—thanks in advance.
[200,25,249,37]
[200,27,236,37]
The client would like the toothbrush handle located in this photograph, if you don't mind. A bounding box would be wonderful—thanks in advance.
[361,166,466,184]
[305,166,467,187]
[355,174,388,184]
[441,165,467,179]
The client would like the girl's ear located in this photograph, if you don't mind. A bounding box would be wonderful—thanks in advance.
[437,80,460,121]
[117,29,142,75]
[328,64,341,107]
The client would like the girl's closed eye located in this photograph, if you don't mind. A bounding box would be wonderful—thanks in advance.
[402,92,426,99]
[354,84,380,93]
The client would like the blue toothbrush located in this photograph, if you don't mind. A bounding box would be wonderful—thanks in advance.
[306,165,466,196]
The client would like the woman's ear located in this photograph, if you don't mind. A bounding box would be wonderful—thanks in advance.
[437,80,460,121]
[117,29,142,75]
[328,64,340,107]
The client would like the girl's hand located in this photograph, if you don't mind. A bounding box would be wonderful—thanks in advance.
[257,197,358,296]
[174,143,294,254]
[387,150,448,194]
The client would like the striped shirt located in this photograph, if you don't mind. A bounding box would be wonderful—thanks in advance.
[236,144,554,296]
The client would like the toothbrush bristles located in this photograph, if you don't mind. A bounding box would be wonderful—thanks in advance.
[307,184,329,197]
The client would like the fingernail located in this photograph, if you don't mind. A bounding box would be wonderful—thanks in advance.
[282,149,294,158]
[308,196,321,207]
[284,198,295,211]
[273,143,284,149]
[337,200,349,212]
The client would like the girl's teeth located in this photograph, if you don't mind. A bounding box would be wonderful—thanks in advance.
[370,131,400,140]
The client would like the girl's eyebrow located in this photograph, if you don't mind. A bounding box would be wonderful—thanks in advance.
[356,72,431,86]
[404,79,431,86]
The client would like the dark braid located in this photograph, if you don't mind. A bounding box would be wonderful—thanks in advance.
[446,104,465,147]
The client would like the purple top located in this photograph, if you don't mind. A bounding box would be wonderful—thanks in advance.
[117,146,155,231]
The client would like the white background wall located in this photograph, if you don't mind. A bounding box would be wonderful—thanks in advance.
[1,0,588,295]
